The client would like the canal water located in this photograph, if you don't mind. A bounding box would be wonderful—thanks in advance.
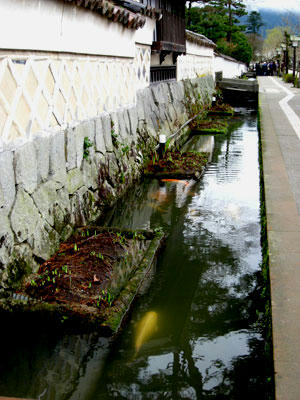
[0,108,270,399]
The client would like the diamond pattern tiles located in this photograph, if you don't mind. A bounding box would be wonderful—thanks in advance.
[135,46,151,91]
[0,53,143,143]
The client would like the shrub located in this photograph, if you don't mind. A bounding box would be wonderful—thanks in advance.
[283,73,294,83]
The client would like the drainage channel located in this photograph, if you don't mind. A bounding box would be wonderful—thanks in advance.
[0,108,272,400]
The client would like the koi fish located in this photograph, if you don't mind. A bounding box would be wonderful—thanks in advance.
[161,179,189,186]
[135,311,158,354]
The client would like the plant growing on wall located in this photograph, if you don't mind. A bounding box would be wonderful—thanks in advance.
[83,137,93,159]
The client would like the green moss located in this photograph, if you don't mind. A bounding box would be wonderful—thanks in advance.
[5,257,32,291]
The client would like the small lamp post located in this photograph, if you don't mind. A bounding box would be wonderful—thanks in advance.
[290,35,300,79]
[281,43,287,74]
[276,48,281,76]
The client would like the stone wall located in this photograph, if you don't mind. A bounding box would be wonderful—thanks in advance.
[0,76,215,291]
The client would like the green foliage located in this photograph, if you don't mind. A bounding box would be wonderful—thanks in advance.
[83,137,93,160]
[246,11,264,34]
[186,0,247,44]
[217,31,252,64]
[263,27,285,59]
[283,73,294,83]
[121,144,129,155]
[97,289,114,307]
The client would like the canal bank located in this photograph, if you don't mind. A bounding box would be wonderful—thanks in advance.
[0,109,271,399]
[258,76,300,400]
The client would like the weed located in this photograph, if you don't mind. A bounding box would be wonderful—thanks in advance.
[62,265,68,274]
[121,144,129,155]
[119,172,125,184]
[111,129,119,148]
[61,315,68,324]
[96,289,114,307]
[133,231,145,241]
[83,136,93,160]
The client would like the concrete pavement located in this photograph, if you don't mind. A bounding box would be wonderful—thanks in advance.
[258,76,300,400]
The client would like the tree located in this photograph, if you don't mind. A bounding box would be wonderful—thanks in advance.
[187,5,228,43]
[186,0,213,28]
[262,27,285,59]
[209,0,247,43]
[246,11,264,61]
[247,33,263,62]
[186,1,251,64]
[246,11,264,35]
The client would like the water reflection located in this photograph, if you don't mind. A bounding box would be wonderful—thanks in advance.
[0,111,268,399]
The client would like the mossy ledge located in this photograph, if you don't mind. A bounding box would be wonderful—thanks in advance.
[0,227,165,335]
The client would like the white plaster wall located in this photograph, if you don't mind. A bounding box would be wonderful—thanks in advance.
[151,53,174,67]
[186,41,214,58]
[177,40,214,80]
[0,0,155,57]
[214,55,247,78]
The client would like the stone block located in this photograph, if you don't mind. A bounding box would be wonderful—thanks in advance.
[65,168,84,194]
[14,141,38,194]
[0,212,14,266]
[82,119,96,159]
[32,180,62,226]
[33,132,50,183]
[151,82,169,105]
[100,112,113,153]
[0,150,15,215]
[32,220,60,260]
[72,120,96,169]
[123,108,131,136]
[65,126,77,171]
[52,187,71,234]
[82,158,98,190]
[116,110,127,143]
[127,106,138,142]
[110,111,121,145]
[95,117,107,154]
[10,188,41,244]
[49,131,67,184]
[69,186,89,226]
[136,90,146,122]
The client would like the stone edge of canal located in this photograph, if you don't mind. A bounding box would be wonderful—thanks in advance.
[0,228,166,336]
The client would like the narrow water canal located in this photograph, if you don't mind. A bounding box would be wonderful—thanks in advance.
[0,108,270,399]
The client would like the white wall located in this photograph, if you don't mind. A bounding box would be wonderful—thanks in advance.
[0,0,154,144]
[0,0,155,57]
[177,39,214,81]
[214,55,247,79]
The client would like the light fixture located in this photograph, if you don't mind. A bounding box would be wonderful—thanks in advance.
[281,43,287,51]
[290,35,300,48]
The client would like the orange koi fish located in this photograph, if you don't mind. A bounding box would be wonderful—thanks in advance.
[161,179,189,186]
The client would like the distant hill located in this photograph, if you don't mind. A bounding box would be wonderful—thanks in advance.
[240,8,300,38]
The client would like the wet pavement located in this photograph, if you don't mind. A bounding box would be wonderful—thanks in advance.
[258,76,300,400]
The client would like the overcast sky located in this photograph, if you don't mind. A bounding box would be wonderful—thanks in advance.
[191,0,300,12]
[246,0,300,12]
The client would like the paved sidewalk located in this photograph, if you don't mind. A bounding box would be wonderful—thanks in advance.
[258,76,300,400]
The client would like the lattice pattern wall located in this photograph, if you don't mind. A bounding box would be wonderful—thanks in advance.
[135,45,151,91]
[177,54,214,81]
[0,49,150,144]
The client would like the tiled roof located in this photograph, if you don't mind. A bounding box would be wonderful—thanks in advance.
[186,30,216,49]
[63,0,161,30]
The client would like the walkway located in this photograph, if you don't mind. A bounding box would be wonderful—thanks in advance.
[258,76,300,400]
